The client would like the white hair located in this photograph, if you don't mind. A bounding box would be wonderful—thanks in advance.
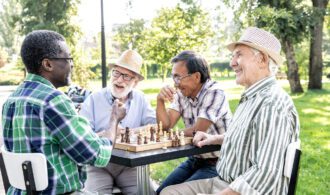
[251,48,278,76]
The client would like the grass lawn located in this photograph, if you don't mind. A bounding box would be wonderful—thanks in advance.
[139,78,330,194]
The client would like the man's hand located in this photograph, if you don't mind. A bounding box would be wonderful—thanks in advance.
[110,99,126,123]
[157,85,176,102]
[193,131,223,147]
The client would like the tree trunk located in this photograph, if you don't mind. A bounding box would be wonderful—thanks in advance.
[308,0,329,89]
[282,39,304,93]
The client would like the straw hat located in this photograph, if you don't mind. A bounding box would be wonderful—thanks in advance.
[109,50,144,80]
[227,27,284,65]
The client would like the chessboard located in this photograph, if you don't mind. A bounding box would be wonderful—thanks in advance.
[114,122,193,152]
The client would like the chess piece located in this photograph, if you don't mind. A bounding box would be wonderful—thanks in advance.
[162,135,168,149]
[150,127,155,142]
[175,135,179,146]
[121,133,125,143]
[180,131,185,146]
[137,133,142,145]
[144,136,148,144]
[156,132,160,142]
[168,129,173,140]
[125,127,130,143]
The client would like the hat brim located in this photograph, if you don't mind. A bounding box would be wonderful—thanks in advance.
[109,63,144,81]
[227,41,284,65]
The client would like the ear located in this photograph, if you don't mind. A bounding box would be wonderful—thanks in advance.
[41,58,53,72]
[258,53,269,69]
[132,78,139,88]
[194,72,201,83]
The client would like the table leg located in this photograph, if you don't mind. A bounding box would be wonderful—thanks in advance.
[137,165,150,195]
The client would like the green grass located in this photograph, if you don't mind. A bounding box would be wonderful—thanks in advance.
[145,79,330,194]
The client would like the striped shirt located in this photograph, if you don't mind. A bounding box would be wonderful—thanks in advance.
[216,76,300,195]
[1,74,112,194]
[170,79,232,158]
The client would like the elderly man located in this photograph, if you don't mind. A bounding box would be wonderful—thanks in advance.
[160,27,300,195]
[80,50,156,194]
[2,30,125,194]
[156,50,232,194]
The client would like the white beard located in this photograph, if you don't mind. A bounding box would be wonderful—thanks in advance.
[110,82,134,99]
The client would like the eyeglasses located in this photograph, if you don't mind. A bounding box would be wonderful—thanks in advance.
[112,69,135,81]
[48,57,74,64]
[172,74,192,84]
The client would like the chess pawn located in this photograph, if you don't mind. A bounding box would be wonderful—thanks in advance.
[137,133,142,145]
[125,127,130,143]
[121,133,125,143]
[150,127,155,142]
[175,135,179,146]
[168,129,173,140]
[156,132,160,142]
[144,136,148,144]
[162,135,168,149]
[180,131,185,146]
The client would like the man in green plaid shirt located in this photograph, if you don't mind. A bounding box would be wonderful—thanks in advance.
[1,30,126,194]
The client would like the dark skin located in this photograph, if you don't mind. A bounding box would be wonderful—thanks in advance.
[156,60,213,137]
[39,41,72,89]
[37,40,126,142]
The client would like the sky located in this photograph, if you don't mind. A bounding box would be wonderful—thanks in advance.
[78,0,221,35]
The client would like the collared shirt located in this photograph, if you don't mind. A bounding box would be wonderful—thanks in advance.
[80,87,156,134]
[1,74,112,195]
[170,79,232,158]
[216,76,300,195]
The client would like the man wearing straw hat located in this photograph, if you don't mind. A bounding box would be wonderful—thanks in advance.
[80,50,156,194]
[160,27,300,195]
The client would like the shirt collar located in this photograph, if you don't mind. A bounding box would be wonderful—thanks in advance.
[25,73,55,88]
[240,76,276,103]
[188,79,210,105]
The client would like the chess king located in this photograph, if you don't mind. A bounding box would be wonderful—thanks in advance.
[156,50,233,194]
[80,50,156,194]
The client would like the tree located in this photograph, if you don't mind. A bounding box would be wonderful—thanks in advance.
[112,19,150,78]
[15,0,94,87]
[308,0,329,89]
[0,0,22,57]
[144,0,214,81]
[226,0,307,93]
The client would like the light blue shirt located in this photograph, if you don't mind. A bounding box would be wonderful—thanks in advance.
[80,87,156,132]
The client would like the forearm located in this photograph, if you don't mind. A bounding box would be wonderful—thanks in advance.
[156,99,171,130]
[103,116,119,143]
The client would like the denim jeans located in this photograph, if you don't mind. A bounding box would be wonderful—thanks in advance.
[156,156,218,194]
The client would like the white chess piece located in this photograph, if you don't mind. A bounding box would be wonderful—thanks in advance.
[180,131,185,146]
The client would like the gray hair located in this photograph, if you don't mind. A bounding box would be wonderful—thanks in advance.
[251,48,278,76]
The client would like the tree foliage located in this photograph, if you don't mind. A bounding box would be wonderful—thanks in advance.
[112,0,213,81]
[225,0,307,93]
[144,1,214,80]
[12,0,95,87]
[0,0,21,57]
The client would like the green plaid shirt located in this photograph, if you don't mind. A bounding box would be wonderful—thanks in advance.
[2,74,112,194]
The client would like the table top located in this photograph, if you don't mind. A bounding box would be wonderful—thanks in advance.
[110,144,221,167]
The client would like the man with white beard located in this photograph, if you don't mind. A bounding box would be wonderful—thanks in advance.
[80,50,156,194]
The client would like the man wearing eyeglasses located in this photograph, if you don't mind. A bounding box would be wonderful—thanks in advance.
[2,30,126,194]
[156,50,232,194]
[80,50,156,194]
